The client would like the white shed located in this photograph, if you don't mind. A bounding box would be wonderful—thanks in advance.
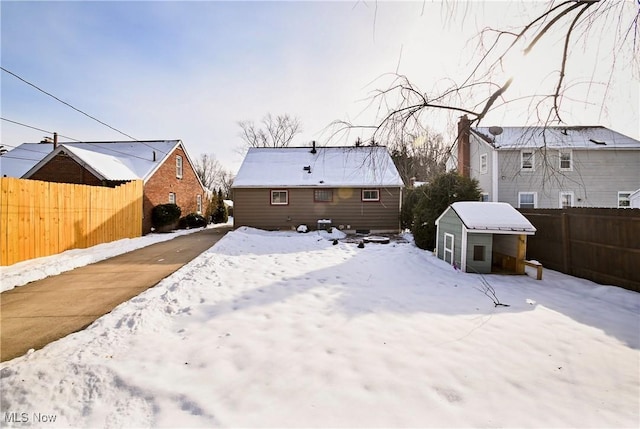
[435,202,536,274]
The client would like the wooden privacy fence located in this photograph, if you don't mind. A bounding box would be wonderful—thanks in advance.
[0,178,143,266]
[519,208,640,293]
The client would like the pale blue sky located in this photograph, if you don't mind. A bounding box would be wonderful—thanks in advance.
[2,1,638,172]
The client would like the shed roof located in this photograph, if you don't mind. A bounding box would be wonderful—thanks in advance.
[471,126,640,150]
[448,202,536,234]
[232,146,404,188]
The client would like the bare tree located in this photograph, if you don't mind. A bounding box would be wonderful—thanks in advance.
[194,153,229,192]
[238,113,302,148]
[388,127,447,186]
[337,1,638,144]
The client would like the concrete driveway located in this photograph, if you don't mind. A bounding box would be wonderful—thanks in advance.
[0,226,231,362]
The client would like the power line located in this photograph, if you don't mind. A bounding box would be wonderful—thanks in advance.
[1,117,82,142]
[1,66,139,141]
[1,117,172,163]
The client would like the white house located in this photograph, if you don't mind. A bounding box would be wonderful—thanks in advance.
[451,116,640,209]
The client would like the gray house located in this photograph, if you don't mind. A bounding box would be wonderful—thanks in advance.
[451,116,640,208]
[435,202,536,274]
[232,145,404,233]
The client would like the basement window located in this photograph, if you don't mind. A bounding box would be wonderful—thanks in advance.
[169,192,176,204]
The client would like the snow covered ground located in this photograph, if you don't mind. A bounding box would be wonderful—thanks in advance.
[1,226,638,428]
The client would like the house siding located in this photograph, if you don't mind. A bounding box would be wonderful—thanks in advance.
[468,135,494,200]
[497,149,640,208]
[436,209,463,266]
[233,187,401,232]
[143,146,205,233]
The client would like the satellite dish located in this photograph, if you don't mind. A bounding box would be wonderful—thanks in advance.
[488,126,503,136]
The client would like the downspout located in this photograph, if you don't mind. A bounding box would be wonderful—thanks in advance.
[492,150,499,202]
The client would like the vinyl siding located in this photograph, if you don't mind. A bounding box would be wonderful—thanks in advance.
[496,149,640,208]
[436,209,463,265]
[233,187,401,232]
[465,233,492,274]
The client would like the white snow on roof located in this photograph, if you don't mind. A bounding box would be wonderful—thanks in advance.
[472,126,640,150]
[232,146,403,188]
[450,201,536,233]
[5,141,180,180]
[0,143,53,178]
[60,145,140,180]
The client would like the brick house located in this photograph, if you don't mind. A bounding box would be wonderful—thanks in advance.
[20,140,207,234]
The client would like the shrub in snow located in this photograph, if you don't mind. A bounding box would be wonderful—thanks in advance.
[212,189,228,224]
[297,225,309,233]
[179,213,208,229]
[152,204,182,228]
[412,172,481,250]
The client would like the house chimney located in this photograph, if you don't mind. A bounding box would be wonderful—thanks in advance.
[310,141,317,154]
[457,115,471,178]
[53,132,58,150]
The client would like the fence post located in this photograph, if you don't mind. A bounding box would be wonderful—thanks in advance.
[561,212,572,274]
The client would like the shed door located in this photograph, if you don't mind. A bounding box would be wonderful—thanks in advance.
[444,233,455,265]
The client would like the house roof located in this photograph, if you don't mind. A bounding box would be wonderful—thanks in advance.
[232,146,404,188]
[444,202,536,234]
[9,140,181,182]
[471,126,640,150]
[0,143,54,178]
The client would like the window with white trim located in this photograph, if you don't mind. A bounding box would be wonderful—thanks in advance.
[560,192,574,208]
[521,150,535,171]
[559,150,572,171]
[518,192,536,209]
[362,189,380,201]
[480,154,488,174]
[176,155,183,179]
[314,189,333,202]
[169,192,176,204]
[197,194,202,213]
[271,190,288,205]
[618,191,631,208]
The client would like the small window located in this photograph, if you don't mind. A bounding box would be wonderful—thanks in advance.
[559,150,572,171]
[518,192,536,209]
[560,192,574,208]
[314,189,333,202]
[197,194,202,213]
[362,189,380,202]
[176,155,183,179]
[271,190,288,205]
[618,191,631,208]
[169,192,176,204]
[480,154,488,174]
[480,193,490,202]
[473,245,485,262]
[521,150,535,171]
